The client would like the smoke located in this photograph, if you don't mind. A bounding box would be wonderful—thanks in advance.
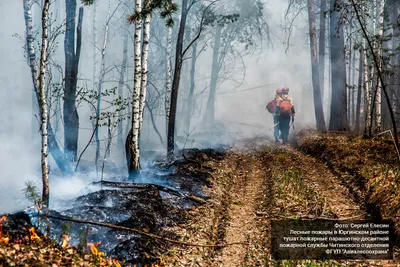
[0,0,318,213]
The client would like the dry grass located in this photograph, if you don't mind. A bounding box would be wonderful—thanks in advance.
[297,130,400,237]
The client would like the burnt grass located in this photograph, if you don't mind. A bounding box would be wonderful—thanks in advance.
[0,147,228,266]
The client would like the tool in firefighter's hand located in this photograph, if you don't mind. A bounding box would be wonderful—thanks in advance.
[292,116,295,130]
[269,122,279,131]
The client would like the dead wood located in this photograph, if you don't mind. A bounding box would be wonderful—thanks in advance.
[92,181,207,204]
[47,215,247,248]
[182,151,202,168]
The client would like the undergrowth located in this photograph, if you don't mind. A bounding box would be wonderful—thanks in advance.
[297,131,400,241]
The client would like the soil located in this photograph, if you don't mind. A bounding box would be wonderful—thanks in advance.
[159,137,399,267]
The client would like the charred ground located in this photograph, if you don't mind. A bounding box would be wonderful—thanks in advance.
[0,131,399,266]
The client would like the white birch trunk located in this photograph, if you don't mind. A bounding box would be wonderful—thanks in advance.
[24,0,39,99]
[165,26,173,134]
[139,0,151,130]
[129,0,143,172]
[375,0,385,132]
[24,0,40,139]
[38,0,51,207]
[363,37,371,133]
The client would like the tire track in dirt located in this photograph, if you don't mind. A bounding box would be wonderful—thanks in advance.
[214,154,267,266]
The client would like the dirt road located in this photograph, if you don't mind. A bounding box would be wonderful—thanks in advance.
[161,139,398,266]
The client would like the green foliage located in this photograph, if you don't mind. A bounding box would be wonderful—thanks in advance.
[76,86,131,128]
[61,222,72,237]
[22,181,41,207]
[128,0,178,27]
[77,229,88,255]
[204,12,240,27]
[81,0,95,5]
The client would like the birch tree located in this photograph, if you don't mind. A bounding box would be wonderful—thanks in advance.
[307,0,326,132]
[355,48,363,132]
[125,0,177,173]
[23,0,73,176]
[126,0,143,177]
[165,26,173,133]
[38,0,51,207]
[361,5,371,136]
[139,0,152,130]
[374,0,385,133]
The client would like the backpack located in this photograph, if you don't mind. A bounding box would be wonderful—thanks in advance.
[279,99,293,116]
[266,100,276,113]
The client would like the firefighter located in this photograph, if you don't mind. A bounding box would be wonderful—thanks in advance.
[275,87,295,144]
[273,88,283,143]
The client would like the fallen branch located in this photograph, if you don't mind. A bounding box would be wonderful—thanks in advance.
[92,181,207,204]
[47,215,247,248]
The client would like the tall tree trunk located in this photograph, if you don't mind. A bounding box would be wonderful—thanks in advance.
[351,46,356,127]
[308,0,327,132]
[381,0,393,130]
[139,0,151,130]
[95,0,112,173]
[64,0,82,162]
[23,0,39,107]
[319,0,327,106]
[23,0,72,176]
[392,0,400,126]
[347,28,352,125]
[127,0,143,177]
[355,48,363,132]
[374,0,385,133]
[183,40,197,134]
[363,38,372,136]
[167,0,188,159]
[203,25,222,127]
[117,29,129,149]
[38,0,51,207]
[165,26,173,135]
[327,11,331,123]
[328,0,349,131]
[92,0,99,133]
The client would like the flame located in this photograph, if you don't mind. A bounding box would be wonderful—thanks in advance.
[88,242,125,267]
[88,242,105,259]
[61,234,71,248]
[0,216,9,244]
[113,259,122,267]
[28,227,41,241]
[89,243,98,255]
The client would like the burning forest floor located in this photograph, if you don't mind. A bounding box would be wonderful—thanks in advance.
[1,130,400,266]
